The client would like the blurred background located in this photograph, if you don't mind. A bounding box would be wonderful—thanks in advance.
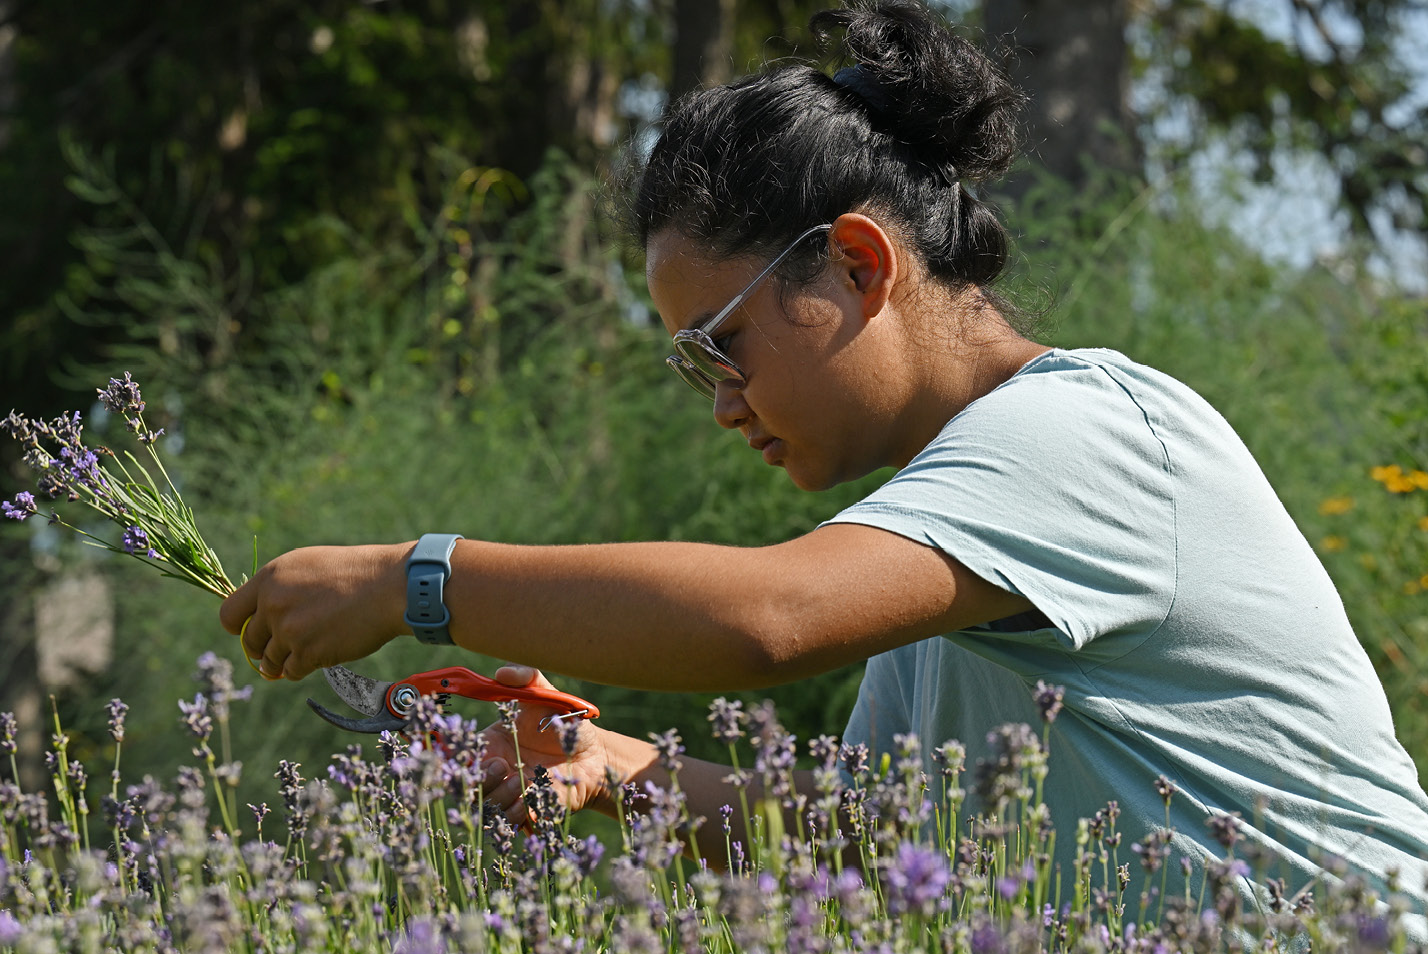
[0,0,1424,811]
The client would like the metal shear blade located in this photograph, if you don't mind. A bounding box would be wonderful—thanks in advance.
[306,665,407,734]
[321,664,392,717]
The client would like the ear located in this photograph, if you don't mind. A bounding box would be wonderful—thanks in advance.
[828,213,898,321]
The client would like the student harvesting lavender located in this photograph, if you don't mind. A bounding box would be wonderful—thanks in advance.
[220,0,1428,924]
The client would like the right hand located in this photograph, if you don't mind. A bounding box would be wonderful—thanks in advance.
[478,665,620,827]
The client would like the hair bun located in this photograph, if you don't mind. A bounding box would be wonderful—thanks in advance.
[813,0,1025,183]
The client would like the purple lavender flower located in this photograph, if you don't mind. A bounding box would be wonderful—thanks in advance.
[1,491,36,521]
[884,840,952,916]
[106,698,128,743]
[0,711,15,755]
[552,712,581,758]
[707,697,745,744]
[565,833,605,877]
[1,410,35,445]
[1033,680,1065,722]
[1206,811,1241,850]
[97,372,145,417]
[931,739,966,778]
[0,910,21,946]
[974,722,1046,811]
[1358,915,1392,948]
[121,525,150,555]
[391,916,446,954]
[1132,829,1172,874]
[178,693,212,743]
[970,922,1006,954]
[841,741,870,779]
[194,652,251,720]
[101,794,137,832]
[649,728,684,771]
[1155,774,1178,805]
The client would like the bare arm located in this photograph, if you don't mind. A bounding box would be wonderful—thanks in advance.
[221,522,1032,686]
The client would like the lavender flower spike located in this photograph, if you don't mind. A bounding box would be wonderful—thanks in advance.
[97,372,145,418]
[107,699,129,743]
[1,491,36,520]
[120,526,150,555]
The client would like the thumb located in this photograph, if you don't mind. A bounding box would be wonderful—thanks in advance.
[493,664,541,687]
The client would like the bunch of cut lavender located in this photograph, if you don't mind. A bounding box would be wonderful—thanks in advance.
[1,373,235,598]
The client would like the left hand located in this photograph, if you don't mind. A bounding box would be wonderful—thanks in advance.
[220,543,410,680]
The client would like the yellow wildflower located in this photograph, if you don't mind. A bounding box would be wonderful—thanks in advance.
[1320,535,1347,552]
[1317,496,1355,516]
[1372,464,1425,493]
[1371,464,1402,483]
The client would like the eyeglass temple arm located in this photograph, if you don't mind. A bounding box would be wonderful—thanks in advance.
[695,224,834,337]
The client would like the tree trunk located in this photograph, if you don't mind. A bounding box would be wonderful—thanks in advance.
[983,0,1138,194]
[671,0,736,101]
[0,0,14,151]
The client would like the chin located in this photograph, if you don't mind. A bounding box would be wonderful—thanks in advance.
[783,464,837,493]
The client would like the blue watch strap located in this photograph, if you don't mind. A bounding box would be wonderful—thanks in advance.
[404,533,463,645]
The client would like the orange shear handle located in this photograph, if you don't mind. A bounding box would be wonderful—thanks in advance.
[399,666,600,720]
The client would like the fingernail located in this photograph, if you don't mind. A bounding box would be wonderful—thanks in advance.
[482,758,509,781]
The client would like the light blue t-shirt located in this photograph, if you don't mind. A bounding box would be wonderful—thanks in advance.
[826,348,1428,925]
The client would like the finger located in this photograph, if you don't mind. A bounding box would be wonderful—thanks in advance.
[478,757,510,793]
[260,642,290,682]
[282,651,317,682]
[239,614,265,661]
[218,575,260,634]
[485,769,526,810]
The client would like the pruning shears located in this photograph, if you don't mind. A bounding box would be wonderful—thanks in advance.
[307,664,600,734]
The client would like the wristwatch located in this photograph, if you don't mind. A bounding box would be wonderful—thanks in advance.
[404,533,463,645]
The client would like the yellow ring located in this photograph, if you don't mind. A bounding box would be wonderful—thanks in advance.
[240,615,263,675]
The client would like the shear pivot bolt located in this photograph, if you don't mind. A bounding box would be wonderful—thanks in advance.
[390,684,420,716]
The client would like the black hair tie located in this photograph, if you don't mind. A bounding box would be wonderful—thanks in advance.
[832,64,892,114]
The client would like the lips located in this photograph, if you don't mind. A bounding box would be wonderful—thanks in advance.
[748,435,784,466]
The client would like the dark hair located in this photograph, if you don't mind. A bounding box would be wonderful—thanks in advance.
[629,0,1025,296]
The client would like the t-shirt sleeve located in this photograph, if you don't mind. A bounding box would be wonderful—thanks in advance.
[824,359,1177,650]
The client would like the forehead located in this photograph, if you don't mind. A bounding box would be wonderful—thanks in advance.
[645,229,744,336]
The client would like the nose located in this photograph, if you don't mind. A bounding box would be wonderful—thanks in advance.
[711,380,751,430]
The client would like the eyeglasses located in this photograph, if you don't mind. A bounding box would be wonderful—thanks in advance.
[665,224,833,400]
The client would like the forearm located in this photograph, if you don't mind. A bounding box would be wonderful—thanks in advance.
[441,539,871,691]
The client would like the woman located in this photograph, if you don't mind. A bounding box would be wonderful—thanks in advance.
[222,0,1428,923]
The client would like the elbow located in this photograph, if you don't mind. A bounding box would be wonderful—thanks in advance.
[721,604,822,688]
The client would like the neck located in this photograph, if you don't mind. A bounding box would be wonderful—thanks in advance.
[888,320,1049,469]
